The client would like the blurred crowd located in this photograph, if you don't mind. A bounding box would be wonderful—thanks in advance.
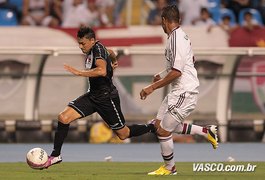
[148,0,265,34]
[0,0,264,33]
[0,0,125,27]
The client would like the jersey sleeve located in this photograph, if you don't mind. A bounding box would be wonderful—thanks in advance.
[170,36,184,72]
[93,43,107,61]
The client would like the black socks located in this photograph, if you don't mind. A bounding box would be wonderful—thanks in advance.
[51,121,69,157]
[128,124,155,138]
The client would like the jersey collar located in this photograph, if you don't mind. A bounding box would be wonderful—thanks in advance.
[168,26,180,38]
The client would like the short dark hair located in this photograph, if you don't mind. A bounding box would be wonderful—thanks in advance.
[161,5,180,23]
[77,26,96,39]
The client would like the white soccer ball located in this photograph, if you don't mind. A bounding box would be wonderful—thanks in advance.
[26,147,48,169]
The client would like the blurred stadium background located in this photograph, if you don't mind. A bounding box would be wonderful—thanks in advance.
[0,0,265,149]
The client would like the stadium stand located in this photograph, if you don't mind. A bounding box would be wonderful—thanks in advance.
[238,8,264,26]
[0,8,17,26]
[218,8,236,26]
[15,120,52,143]
[9,0,23,12]
[208,0,221,22]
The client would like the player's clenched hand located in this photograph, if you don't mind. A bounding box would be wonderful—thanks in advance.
[64,64,81,76]
[140,85,154,100]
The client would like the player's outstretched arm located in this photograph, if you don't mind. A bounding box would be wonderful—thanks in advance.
[64,59,107,77]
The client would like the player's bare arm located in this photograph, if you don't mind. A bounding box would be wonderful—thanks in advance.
[64,59,107,77]
[140,69,181,100]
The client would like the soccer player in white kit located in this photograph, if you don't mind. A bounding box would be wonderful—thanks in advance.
[140,5,218,175]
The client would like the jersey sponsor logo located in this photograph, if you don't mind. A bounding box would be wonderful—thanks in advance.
[0,60,29,100]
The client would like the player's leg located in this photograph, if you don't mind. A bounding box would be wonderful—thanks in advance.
[148,96,177,175]
[41,106,81,169]
[50,106,82,157]
[96,95,155,140]
[43,93,95,169]
[171,93,218,149]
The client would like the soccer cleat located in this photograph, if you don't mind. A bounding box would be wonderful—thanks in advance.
[40,155,62,169]
[148,165,177,175]
[207,125,218,149]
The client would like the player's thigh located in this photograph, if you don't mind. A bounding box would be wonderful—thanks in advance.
[156,95,169,121]
[96,96,126,131]
[68,93,96,118]
[160,92,197,132]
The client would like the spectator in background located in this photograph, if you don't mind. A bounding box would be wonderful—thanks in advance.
[50,0,63,26]
[178,0,208,26]
[219,15,238,34]
[112,0,126,26]
[0,0,21,22]
[86,0,101,27]
[242,11,261,31]
[95,0,114,26]
[62,0,91,28]
[21,0,59,27]
[193,8,216,32]
[227,0,252,22]
[147,0,168,25]
[62,0,109,28]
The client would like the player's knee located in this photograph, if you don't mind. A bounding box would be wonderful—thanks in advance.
[152,119,170,136]
[58,113,70,124]
[156,127,171,137]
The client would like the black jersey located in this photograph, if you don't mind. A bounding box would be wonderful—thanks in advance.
[85,41,117,97]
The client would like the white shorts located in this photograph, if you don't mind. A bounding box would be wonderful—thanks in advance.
[156,91,197,132]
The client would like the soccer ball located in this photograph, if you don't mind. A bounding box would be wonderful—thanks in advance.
[26,147,48,169]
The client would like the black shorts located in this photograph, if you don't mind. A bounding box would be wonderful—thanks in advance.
[68,92,126,130]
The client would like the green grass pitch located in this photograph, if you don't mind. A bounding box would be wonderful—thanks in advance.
[0,162,264,180]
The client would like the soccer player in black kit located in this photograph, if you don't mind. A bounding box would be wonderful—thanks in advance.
[43,26,155,168]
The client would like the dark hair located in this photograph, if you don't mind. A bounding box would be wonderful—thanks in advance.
[244,11,252,17]
[222,15,231,20]
[161,5,180,23]
[77,26,96,39]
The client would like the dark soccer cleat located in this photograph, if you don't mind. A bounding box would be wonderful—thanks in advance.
[148,119,157,133]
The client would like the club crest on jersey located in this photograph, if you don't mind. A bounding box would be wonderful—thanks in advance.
[251,61,265,114]
[85,54,93,69]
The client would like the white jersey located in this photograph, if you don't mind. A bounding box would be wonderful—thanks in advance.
[165,27,199,94]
